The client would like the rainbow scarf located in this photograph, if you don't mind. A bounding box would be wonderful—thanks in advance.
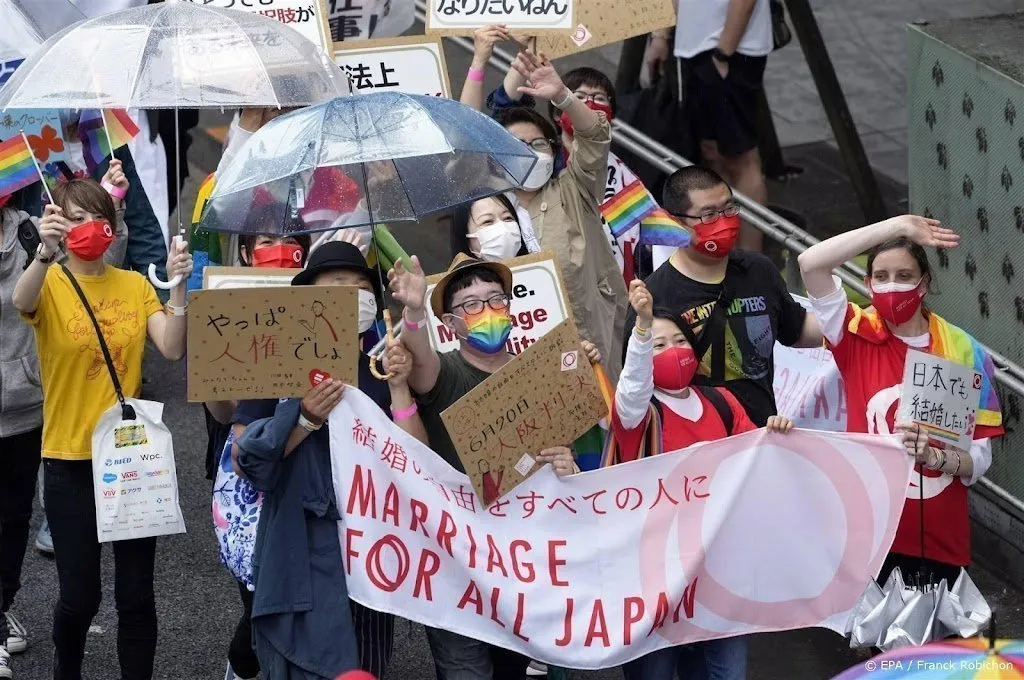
[639,208,691,247]
[0,134,37,197]
[78,109,140,169]
[601,180,658,237]
[847,306,1002,428]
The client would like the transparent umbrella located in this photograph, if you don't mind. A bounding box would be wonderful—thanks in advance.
[0,0,85,63]
[198,92,538,236]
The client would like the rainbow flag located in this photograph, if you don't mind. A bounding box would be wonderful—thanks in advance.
[78,109,140,169]
[639,207,692,247]
[0,135,38,197]
[601,180,658,238]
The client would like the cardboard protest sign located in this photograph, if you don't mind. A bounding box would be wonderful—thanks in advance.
[187,285,358,401]
[203,265,298,290]
[536,0,676,59]
[425,0,574,34]
[0,109,67,165]
[898,349,982,450]
[334,36,452,98]
[425,252,570,355]
[184,0,333,54]
[441,318,605,506]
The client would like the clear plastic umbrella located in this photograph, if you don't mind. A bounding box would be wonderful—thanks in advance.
[199,92,538,235]
[0,2,346,110]
[0,0,85,62]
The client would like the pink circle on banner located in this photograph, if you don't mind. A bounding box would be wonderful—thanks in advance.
[639,434,874,641]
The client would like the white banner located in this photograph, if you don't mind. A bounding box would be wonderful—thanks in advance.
[425,0,574,32]
[185,0,333,53]
[334,36,452,98]
[330,389,912,669]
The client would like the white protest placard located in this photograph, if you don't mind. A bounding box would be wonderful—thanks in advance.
[185,0,334,54]
[203,266,298,290]
[897,349,982,450]
[330,388,913,668]
[425,253,570,355]
[334,36,452,98]
[425,0,574,34]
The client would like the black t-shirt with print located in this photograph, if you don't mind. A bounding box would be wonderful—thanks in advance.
[625,251,807,426]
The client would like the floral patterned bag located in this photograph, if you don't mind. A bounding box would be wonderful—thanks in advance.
[211,430,262,590]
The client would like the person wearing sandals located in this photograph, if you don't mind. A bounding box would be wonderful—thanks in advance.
[11,177,192,680]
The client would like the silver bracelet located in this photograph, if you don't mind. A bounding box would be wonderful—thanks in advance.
[297,413,321,432]
[165,302,187,317]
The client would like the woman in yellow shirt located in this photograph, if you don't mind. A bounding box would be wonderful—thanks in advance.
[12,177,192,680]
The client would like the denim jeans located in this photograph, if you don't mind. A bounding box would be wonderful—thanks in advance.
[621,636,748,680]
[0,427,41,613]
[44,459,158,680]
[425,627,530,680]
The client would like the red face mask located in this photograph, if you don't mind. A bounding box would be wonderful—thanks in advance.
[252,243,303,268]
[558,100,614,138]
[652,346,699,392]
[870,280,926,325]
[692,214,740,258]
[66,220,113,261]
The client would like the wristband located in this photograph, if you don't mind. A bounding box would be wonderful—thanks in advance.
[952,450,962,476]
[165,302,187,317]
[102,181,127,200]
[467,67,485,82]
[403,310,425,331]
[392,403,418,421]
[552,88,574,110]
[298,413,321,432]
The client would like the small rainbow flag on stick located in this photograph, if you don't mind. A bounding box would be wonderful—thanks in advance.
[640,208,692,247]
[600,180,658,238]
[78,109,140,169]
[0,134,39,198]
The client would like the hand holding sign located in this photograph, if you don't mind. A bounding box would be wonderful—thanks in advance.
[301,378,346,427]
[472,24,512,66]
[535,446,576,477]
[628,279,653,325]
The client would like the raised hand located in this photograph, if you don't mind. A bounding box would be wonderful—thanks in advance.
[513,51,567,101]
[166,237,193,287]
[38,203,70,255]
[472,24,511,67]
[894,215,959,250]
[387,255,427,314]
[100,158,129,209]
[628,279,654,326]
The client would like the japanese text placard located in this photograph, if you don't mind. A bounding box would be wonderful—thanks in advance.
[203,265,299,290]
[187,285,358,401]
[183,0,333,54]
[536,0,676,59]
[0,109,67,165]
[425,252,570,355]
[334,36,452,98]
[897,349,982,449]
[426,0,574,34]
[441,318,605,506]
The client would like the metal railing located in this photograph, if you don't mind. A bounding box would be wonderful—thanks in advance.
[411,3,1024,512]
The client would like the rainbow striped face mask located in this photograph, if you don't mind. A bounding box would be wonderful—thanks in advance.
[460,306,512,354]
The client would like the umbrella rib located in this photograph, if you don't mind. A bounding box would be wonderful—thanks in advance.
[211,8,279,108]
[1,14,90,110]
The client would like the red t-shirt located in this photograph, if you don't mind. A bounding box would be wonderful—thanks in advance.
[828,304,1003,566]
[612,387,756,461]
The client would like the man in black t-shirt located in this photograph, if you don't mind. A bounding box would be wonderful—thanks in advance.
[625,166,821,425]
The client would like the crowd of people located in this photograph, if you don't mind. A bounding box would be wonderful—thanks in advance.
[0,2,1008,680]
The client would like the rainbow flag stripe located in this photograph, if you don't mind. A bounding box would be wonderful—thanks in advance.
[639,208,691,247]
[0,135,38,197]
[601,180,658,237]
[78,109,140,168]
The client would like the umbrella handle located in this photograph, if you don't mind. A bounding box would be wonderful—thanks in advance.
[369,309,395,382]
[147,263,182,290]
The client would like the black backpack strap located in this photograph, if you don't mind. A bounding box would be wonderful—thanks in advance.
[697,385,734,436]
[60,265,136,421]
[16,215,40,269]
[692,259,736,383]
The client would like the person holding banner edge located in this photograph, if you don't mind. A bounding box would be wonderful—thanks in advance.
[798,214,1004,585]
[388,253,577,680]
[11,176,192,680]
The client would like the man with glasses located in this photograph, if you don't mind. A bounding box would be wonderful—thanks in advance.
[387,252,575,679]
[627,166,822,432]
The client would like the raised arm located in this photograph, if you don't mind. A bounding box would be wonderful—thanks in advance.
[101,159,130,268]
[615,280,656,429]
[384,338,429,445]
[387,256,440,395]
[514,52,600,137]
[797,215,958,298]
[460,24,511,112]
[13,205,68,314]
[146,238,193,360]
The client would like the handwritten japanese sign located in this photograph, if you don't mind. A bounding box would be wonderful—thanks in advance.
[426,0,574,34]
[0,109,67,165]
[334,36,452,98]
[536,0,676,59]
[203,265,298,290]
[425,252,570,355]
[183,0,333,54]
[897,349,982,449]
[441,318,605,506]
[187,285,358,401]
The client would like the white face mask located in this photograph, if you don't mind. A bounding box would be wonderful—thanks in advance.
[358,289,378,334]
[468,220,522,262]
[870,280,921,294]
[521,151,554,191]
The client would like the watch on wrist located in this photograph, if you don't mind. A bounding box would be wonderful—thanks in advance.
[712,48,732,63]
[35,243,57,264]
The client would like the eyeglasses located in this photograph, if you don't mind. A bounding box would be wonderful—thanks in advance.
[574,91,610,106]
[524,138,554,153]
[451,293,511,316]
[676,204,740,225]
